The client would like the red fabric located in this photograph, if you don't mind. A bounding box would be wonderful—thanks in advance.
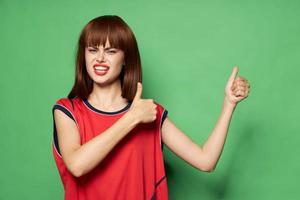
[52,97,169,200]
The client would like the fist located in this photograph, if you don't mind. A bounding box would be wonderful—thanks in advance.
[129,82,157,124]
[224,66,250,105]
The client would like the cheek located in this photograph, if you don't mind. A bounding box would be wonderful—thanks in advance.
[114,52,125,65]
[84,55,94,74]
[85,64,93,78]
[85,53,93,63]
[109,55,124,68]
[85,54,97,72]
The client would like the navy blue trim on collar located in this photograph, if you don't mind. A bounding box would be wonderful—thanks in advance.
[83,99,132,115]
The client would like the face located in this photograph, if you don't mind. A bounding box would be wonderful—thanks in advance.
[85,39,125,86]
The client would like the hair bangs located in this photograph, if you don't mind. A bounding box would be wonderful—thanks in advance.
[69,15,142,101]
[84,21,125,50]
[84,23,109,48]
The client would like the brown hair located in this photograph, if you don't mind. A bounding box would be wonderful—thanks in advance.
[67,15,142,101]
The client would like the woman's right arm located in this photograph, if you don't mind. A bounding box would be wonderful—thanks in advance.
[54,82,155,177]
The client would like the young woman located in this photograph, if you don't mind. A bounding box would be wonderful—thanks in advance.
[52,15,250,200]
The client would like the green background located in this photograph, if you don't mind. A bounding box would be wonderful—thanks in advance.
[1,0,299,199]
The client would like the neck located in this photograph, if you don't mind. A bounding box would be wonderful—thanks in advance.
[88,80,128,107]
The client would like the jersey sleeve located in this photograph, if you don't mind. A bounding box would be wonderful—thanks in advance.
[155,101,169,151]
[155,102,168,127]
[52,98,76,122]
[51,98,77,156]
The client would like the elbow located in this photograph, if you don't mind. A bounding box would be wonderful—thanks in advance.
[202,167,215,173]
[198,164,216,173]
[71,168,84,178]
[67,162,86,178]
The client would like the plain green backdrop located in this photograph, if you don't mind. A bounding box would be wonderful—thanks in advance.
[1,0,299,199]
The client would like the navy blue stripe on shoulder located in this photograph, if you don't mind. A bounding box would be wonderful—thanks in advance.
[52,104,75,122]
[160,109,168,128]
[160,109,168,151]
[52,104,76,156]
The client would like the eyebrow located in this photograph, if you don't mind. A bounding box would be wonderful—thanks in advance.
[104,47,117,50]
[88,46,117,50]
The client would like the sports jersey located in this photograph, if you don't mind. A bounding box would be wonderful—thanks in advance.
[51,97,169,200]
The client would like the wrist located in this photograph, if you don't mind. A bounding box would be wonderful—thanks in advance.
[125,110,140,126]
[223,97,237,110]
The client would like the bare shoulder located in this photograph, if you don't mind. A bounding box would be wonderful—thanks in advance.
[53,109,81,156]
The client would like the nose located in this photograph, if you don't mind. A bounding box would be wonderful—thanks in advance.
[97,50,106,61]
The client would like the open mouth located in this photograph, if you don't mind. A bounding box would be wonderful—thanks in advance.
[94,65,109,76]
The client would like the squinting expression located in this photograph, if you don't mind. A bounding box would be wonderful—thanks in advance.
[85,39,125,86]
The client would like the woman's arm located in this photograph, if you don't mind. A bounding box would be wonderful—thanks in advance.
[161,99,235,172]
[161,66,250,172]
[54,82,156,177]
[54,109,139,177]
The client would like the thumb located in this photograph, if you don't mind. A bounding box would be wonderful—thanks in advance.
[134,82,143,101]
[228,66,239,84]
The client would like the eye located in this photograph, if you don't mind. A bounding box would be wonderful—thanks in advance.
[106,49,117,54]
[87,47,97,53]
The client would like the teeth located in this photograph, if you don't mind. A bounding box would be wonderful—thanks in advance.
[95,66,108,70]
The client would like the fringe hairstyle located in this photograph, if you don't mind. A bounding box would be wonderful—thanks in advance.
[68,15,142,101]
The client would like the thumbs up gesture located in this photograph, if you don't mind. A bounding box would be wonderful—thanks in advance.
[129,82,157,124]
[224,66,250,106]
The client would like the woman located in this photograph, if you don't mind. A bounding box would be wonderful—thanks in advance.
[52,15,250,200]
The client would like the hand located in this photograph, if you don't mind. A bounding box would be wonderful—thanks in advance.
[224,66,250,106]
[128,82,157,124]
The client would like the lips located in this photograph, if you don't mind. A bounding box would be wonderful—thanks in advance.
[93,64,110,76]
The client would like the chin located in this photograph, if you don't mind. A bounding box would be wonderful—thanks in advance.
[93,78,119,87]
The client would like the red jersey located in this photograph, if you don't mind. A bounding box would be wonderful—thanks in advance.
[51,97,169,200]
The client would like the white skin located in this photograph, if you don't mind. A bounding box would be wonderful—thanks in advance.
[54,38,250,177]
[85,39,128,110]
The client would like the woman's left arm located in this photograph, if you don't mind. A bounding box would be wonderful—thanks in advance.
[161,66,250,172]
